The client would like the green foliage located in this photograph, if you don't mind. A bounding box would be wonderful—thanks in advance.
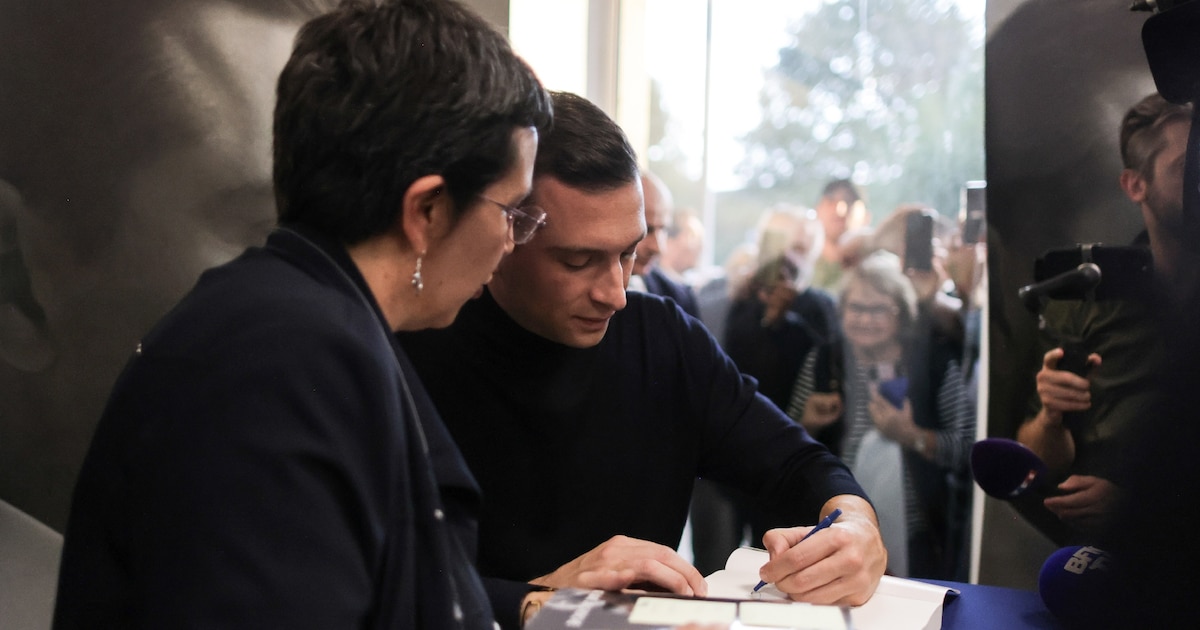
[738,0,984,224]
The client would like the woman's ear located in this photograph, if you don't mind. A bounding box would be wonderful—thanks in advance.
[398,174,449,255]
[0,178,54,372]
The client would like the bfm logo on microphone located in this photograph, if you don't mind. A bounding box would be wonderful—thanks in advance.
[1060,546,1110,575]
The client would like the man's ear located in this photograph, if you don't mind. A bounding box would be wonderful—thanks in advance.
[1119,168,1147,205]
[398,174,449,255]
[0,178,54,372]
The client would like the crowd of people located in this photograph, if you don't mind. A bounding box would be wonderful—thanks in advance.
[630,174,984,582]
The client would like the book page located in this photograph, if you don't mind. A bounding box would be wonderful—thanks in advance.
[739,601,848,629]
[705,547,789,600]
[627,598,738,626]
[705,548,955,630]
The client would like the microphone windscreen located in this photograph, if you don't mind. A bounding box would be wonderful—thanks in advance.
[970,438,1048,499]
[1038,546,1118,628]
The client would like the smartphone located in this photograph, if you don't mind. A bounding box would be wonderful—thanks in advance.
[960,181,986,244]
[904,211,934,271]
[878,376,909,409]
[813,340,843,393]
[1058,339,1091,377]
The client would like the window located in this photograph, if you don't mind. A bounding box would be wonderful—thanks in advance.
[511,0,984,268]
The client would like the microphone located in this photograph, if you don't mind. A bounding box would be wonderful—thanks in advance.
[969,438,1049,499]
[1017,263,1102,313]
[1038,545,1119,628]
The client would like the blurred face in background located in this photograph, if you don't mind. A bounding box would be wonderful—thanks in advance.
[841,280,901,357]
[757,269,799,320]
[663,213,704,276]
[757,209,823,290]
[0,1,323,528]
[634,176,668,276]
[815,188,865,245]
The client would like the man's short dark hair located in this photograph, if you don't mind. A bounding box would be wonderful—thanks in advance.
[1120,92,1192,180]
[533,91,639,192]
[821,178,862,203]
[273,0,553,244]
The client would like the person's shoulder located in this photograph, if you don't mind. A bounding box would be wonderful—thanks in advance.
[639,267,697,315]
[801,285,837,305]
[619,290,721,364]
[616,291,692,340]
[155,251,381,363]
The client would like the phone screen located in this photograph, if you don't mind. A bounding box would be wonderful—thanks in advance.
[960,181,986,244]
[904,212,934,271]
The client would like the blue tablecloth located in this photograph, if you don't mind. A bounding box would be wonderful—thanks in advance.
[921,580,1061,630]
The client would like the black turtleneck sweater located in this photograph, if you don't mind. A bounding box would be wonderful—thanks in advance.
[398,289,865,624]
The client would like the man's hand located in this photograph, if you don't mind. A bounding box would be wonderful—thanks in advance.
[1044,475,1122,535]
[758,496,886,606]
[532,535,707,597]
[1036,348,1101,422]
[803,392,844,432]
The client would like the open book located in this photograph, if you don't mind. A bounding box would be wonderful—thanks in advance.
[525,548,956,630]
[709,548,957,630]
[524,588,852,630]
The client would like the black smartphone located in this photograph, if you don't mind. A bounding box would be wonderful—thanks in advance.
[813,340,843,393]
[1058,339,1091,377]
[960,181,986,244]
[904,211,934,271]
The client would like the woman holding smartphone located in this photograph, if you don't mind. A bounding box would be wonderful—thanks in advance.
[785,251,974,580]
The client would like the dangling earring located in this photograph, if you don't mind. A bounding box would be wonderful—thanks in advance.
[411,253,424,295]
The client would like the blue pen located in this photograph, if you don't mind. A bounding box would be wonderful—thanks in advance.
[752,508,843,593]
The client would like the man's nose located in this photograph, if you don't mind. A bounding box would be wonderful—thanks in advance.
[645,232,662,256]
[593,260,628,310]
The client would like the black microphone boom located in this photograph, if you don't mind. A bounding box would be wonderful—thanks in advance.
[1017,262,1102,313]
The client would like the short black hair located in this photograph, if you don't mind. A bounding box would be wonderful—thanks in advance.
[1119,92,1192,180]
[821,178,862,203]
[533,91,639,192]
[273,0,553,244]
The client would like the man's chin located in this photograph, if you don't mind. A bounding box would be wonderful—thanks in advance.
[548,323,607,349]
[566,332,606,348]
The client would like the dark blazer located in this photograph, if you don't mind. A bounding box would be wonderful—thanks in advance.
[53,227,492,630]
[642,265,701,318]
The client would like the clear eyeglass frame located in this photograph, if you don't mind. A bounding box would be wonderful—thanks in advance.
[476,195,547,244]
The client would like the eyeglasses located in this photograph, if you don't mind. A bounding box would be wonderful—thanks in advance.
[476,195,548,244]
[843,302,899,319]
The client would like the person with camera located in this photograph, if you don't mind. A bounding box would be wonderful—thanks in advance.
[1016,92,1192,542]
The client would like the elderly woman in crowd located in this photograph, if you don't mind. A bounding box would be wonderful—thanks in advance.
[786,251,974,579]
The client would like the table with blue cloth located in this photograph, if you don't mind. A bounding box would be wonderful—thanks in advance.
[923,580,1061,629]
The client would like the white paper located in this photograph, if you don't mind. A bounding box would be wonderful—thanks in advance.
[704,548,955,630]
[739,601,847,629]
[706,547,789,600]
[628,597,738,625]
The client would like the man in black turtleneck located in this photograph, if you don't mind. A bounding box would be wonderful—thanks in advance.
[399,91,887,627]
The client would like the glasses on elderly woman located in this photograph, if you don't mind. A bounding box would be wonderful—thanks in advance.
[844,301,899,319]
[476,195,548,244]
